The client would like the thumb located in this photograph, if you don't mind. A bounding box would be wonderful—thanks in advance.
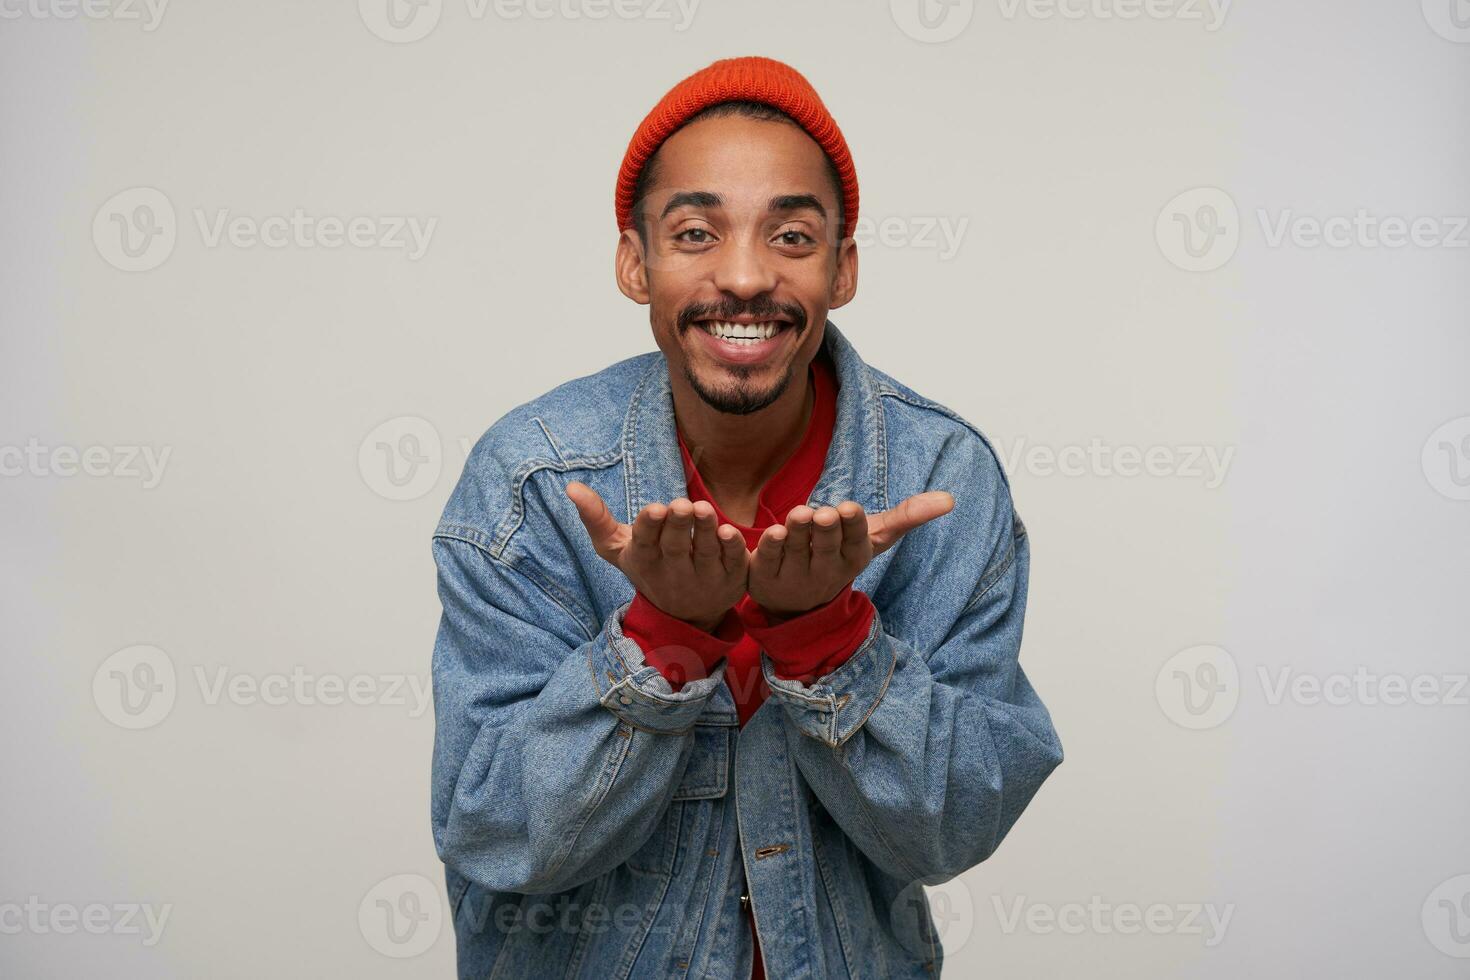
[868,490,955,554]
[565,481,624,557]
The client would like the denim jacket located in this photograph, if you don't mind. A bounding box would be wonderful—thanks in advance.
[430,321,1063,979]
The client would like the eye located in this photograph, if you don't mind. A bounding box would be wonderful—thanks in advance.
[675,227,716,244]
[775,228,816,247]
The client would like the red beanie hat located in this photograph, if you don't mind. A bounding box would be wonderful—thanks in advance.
[615,56,859,241]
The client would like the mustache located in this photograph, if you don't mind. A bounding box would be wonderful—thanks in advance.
[676,298,807,334]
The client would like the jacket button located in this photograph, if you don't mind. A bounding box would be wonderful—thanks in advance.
[619,694,632,705]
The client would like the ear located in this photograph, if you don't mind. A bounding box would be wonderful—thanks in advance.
[615,228,651,305]
[828,235,859,310]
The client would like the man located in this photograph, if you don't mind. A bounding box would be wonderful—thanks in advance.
[430,56,1062,979]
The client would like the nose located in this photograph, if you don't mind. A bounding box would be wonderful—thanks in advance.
[710,236,778,300]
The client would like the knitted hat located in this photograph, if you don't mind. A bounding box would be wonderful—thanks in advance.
[615,56,859,241]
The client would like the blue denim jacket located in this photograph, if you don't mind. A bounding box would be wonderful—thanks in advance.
[430,321,1062,979]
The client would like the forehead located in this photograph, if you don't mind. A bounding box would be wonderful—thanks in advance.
[648,114,836,212]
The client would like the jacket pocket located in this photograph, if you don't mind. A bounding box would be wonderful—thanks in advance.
[624,724,730,877]
[671,723,731,801]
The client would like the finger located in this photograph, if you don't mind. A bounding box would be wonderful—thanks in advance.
[659,498,695,558]
[566,481,623,556]
[869,491,956,554]
[690,500,722,569]
[629,501,667,556]
[837,501,870,564]
[751,523,787,580]
[809,506,842,555]
[809,506,847,582]
[782,505,814,571]
[717,523,748,575]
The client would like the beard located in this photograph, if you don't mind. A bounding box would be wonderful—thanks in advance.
[674,296,810,416]
[681,357,797,415]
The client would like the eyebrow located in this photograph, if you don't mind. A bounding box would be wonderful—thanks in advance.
[659,191,828,222]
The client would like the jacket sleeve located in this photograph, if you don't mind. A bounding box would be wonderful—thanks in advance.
[624,585,876,690]
[737,583,877,683]
[430,530,729,895]
[759,435,1063,885]
[622,590,742,690]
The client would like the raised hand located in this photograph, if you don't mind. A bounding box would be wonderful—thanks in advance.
[747,492,955,621]
[566,481,748,632]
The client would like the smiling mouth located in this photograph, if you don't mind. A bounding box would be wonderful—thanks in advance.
[694,319,792,346]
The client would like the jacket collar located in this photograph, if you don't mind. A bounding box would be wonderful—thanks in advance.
[622,319,888,523]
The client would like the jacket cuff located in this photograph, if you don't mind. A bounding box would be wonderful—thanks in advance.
[736,584,877,683]
[760,605,894,748]
[591,600,729,734]
[622,591,741,691]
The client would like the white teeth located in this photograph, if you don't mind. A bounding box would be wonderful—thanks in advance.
[700,321,781,341]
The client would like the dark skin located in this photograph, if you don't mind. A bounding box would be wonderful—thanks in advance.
[567,113,953,631]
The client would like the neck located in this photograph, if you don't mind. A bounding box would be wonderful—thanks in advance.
[670,362,814,503]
